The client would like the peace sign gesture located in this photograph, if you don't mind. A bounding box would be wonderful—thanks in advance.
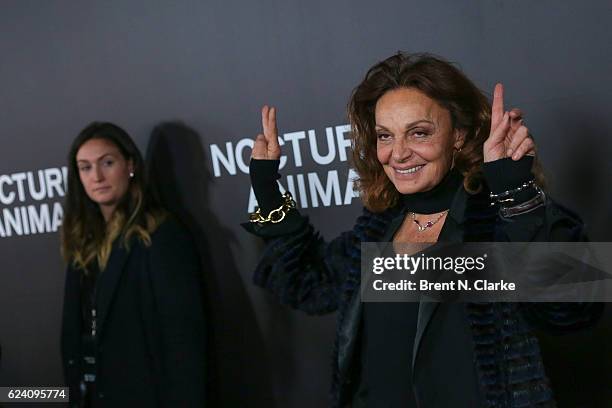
[483,84,536,162]
[252,105,282,160]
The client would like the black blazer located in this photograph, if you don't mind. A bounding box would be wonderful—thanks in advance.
[61,219,207,408]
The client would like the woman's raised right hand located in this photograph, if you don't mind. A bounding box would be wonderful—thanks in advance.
[251,105,281,160]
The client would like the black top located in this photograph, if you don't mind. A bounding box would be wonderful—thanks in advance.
[400,167,464,214]
[80,263,101,384]
[359,302,419,407]
[356,167,464,408]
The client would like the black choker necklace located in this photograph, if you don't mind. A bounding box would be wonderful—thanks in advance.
[400,168,464,215]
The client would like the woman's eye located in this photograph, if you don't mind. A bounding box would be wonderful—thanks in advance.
[79,166,91,172]
[103,160,114,167]
[377,133,391,141]
[413,130,430,138]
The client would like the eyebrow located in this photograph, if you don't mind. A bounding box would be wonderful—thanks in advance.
[375,120,434,131]
[76,153,116,164]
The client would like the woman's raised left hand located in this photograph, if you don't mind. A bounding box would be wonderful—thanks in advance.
[483,83,536,162]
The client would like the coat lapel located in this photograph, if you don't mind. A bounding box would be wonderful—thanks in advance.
[337,289,363,381]
[95,238,132,338]
[336,208,399,395]
[62,265,83,358]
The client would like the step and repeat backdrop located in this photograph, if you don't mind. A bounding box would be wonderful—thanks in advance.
[1,1,611,407]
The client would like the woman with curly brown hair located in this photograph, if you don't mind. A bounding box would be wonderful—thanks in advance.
[243,53,602,407]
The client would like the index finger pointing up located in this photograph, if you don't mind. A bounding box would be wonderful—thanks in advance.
[491,83,505,130]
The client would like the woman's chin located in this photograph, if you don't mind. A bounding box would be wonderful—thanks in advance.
[389,169,448,195]
[395,185,424,195]
[90,197,118,208]
[391,178,423,194]
[392,177,439,194]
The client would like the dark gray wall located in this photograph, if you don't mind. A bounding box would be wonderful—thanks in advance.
[1,1,610,407]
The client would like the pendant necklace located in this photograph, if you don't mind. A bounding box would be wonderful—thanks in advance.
[409,210,448,232]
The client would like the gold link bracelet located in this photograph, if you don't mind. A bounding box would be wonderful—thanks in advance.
[249,192,296,224]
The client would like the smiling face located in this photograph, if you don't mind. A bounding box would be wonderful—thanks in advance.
[375,87,464,194]
[76,138,134,218]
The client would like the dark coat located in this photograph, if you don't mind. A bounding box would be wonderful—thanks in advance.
[246,183,603,407]
[61,219,207,408]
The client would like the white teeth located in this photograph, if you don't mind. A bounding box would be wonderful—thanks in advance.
[396,165,424,174]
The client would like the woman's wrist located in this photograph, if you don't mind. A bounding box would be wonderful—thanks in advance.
[482,156,534,194]
[244,159,307,237]
[250,159,284,213]
[483,156,545,216]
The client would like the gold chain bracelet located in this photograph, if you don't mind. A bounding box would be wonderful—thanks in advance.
[249,192,296,224]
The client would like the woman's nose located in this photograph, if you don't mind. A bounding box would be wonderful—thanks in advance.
[94,165,104,181]
[391,138,413,163]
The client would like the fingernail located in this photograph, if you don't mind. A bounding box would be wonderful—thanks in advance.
[507,148,513,156]
[513,152,519,160]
